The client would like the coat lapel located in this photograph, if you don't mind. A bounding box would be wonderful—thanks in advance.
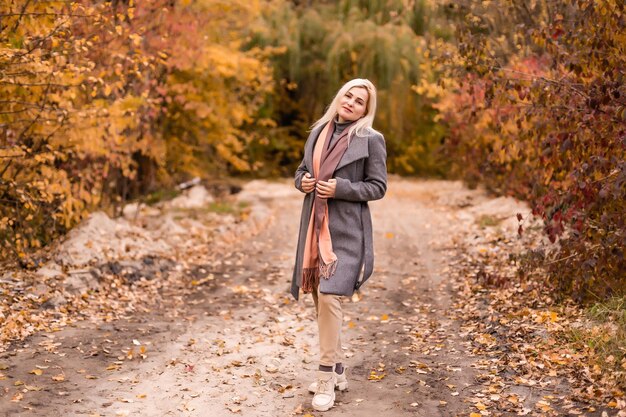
[335,135,369,171]
[304,124,325,172]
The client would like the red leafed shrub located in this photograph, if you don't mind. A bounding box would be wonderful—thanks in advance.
[437,0,625,301]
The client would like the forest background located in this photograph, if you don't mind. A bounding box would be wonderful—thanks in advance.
[0,0,624,371]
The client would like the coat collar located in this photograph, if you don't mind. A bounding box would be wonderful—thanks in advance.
[336,134,369,171]
[304,123,369,172]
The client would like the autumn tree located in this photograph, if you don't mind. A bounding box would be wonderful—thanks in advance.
[250,0,449,175]
[433,0,625,300]
[0,0,276,263]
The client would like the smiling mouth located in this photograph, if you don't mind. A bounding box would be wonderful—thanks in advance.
[342,106,353,113]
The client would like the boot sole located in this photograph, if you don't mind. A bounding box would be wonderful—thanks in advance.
[312,393,335,412]
[313,402,334,412]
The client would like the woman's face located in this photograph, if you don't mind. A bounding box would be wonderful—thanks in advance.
[337,86,369,123]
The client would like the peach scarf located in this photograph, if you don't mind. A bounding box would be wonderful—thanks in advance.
[301,120,353,293]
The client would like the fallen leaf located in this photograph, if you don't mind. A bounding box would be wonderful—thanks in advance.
[368,370,385,381]
[475,333,496,345]
[536,400,552,412]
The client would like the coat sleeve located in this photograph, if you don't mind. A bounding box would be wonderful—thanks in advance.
[295,129,320,192]
[334,133,387,202]
[294,158,309,193]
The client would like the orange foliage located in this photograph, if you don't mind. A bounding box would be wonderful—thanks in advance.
[0,0,275,262]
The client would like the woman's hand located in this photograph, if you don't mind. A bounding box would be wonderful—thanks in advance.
[301,173,316,193]
[316,179,336,199]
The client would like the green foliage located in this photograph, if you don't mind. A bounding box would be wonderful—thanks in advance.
[250,0,450,175]
[568,296,626,389]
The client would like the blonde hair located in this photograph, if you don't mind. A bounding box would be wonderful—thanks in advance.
[311,78,379,139]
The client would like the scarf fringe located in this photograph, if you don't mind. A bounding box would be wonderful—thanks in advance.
[319,258,337,280]
[302,267,319,294]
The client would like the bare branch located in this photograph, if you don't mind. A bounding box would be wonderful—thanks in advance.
[0,108,30,115]
[3,18,71,64]
[1,71,54,77]
[0,81,80,87]
[0,160,13,178]
[1,117,60,124]
[0,99,55,106]
[15,72,55,143]
[0,12,92,18]
[491,66,590,99]
[10,0,33,33]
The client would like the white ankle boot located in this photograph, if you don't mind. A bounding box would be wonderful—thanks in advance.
[308,367,348,393]
[311,370,336,412]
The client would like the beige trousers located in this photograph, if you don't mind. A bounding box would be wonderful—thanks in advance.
[312,285,343,367]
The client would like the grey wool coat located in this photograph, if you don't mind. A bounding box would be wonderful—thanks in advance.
[290,123,388,300]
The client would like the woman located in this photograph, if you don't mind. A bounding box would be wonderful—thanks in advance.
[291,78,387,412]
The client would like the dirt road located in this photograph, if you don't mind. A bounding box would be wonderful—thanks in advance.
[0,178,603,416]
